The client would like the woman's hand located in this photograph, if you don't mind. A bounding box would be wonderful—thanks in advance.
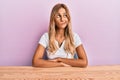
[48,57,62,62]
[48,58,71,67]
[60,62,71,67]
[48,59,58,62]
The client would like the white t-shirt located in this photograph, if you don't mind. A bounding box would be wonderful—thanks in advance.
[39,32,82,59]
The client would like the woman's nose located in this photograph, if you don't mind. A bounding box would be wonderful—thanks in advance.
[60,16,64,22]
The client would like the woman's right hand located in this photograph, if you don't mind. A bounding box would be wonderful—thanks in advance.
[48,58,71,67]
[60,62,71,67]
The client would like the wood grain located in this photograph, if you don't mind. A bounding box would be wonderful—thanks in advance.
[0,65,120,80]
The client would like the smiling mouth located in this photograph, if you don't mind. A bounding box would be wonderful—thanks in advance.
[60,22,67,25]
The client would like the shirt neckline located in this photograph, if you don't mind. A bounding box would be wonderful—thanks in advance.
[55,40,65,48]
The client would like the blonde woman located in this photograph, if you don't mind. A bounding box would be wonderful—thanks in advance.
[32,3,88,67]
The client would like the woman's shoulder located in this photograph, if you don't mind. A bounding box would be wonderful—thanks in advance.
[73,32,80,38]
[40,32,49,40]
[73,32,82,46]
[41,32,49,37]
[73,32,82,41]
[42,32,48,35]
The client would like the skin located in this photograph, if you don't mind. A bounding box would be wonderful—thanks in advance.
[32,8,88,67]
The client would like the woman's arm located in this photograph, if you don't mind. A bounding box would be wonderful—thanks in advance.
[55,44,88,67]
[32,44,65,67]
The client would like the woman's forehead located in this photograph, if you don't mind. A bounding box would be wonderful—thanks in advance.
[56,8,67,14]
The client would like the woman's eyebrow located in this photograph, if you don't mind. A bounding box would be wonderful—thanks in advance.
[61,12,67,15]
[56,13,66,15]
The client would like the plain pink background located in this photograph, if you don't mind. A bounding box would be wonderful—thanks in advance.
[0,0,120,66]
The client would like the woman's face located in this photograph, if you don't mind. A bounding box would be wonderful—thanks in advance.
[54,8,68,29]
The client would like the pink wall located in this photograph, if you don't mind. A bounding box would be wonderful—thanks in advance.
[0,0,120,66]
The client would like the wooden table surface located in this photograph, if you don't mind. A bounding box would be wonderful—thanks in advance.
[0,65,120,80]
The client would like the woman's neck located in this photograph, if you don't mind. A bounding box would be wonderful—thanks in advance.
[56,29,65,38]
[55,29,65,47]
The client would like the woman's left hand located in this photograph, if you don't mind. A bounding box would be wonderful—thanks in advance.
[48,58,71,67]
[48,57,62,62]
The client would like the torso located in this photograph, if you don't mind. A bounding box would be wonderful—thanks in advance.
[39,32,82,60]
[46,40,74,59]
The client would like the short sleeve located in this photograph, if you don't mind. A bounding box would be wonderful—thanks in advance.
[74,33,82,48]
[38,33,49,48]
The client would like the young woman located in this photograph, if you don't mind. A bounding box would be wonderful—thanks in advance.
[32,3,88,67]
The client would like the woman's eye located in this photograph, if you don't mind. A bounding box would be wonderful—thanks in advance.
[63,15,67,17]
[57,15,60,18]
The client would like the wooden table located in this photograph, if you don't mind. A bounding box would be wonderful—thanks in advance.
[0,65,120,80]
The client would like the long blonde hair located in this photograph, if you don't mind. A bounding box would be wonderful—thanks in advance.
[48,3,75,55]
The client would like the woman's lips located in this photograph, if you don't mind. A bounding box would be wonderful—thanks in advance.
[60,22,66,25]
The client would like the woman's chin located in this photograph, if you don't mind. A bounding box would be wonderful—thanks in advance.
[60,25,67,29]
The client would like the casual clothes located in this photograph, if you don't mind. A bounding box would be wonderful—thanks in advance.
[39,32,82,59]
